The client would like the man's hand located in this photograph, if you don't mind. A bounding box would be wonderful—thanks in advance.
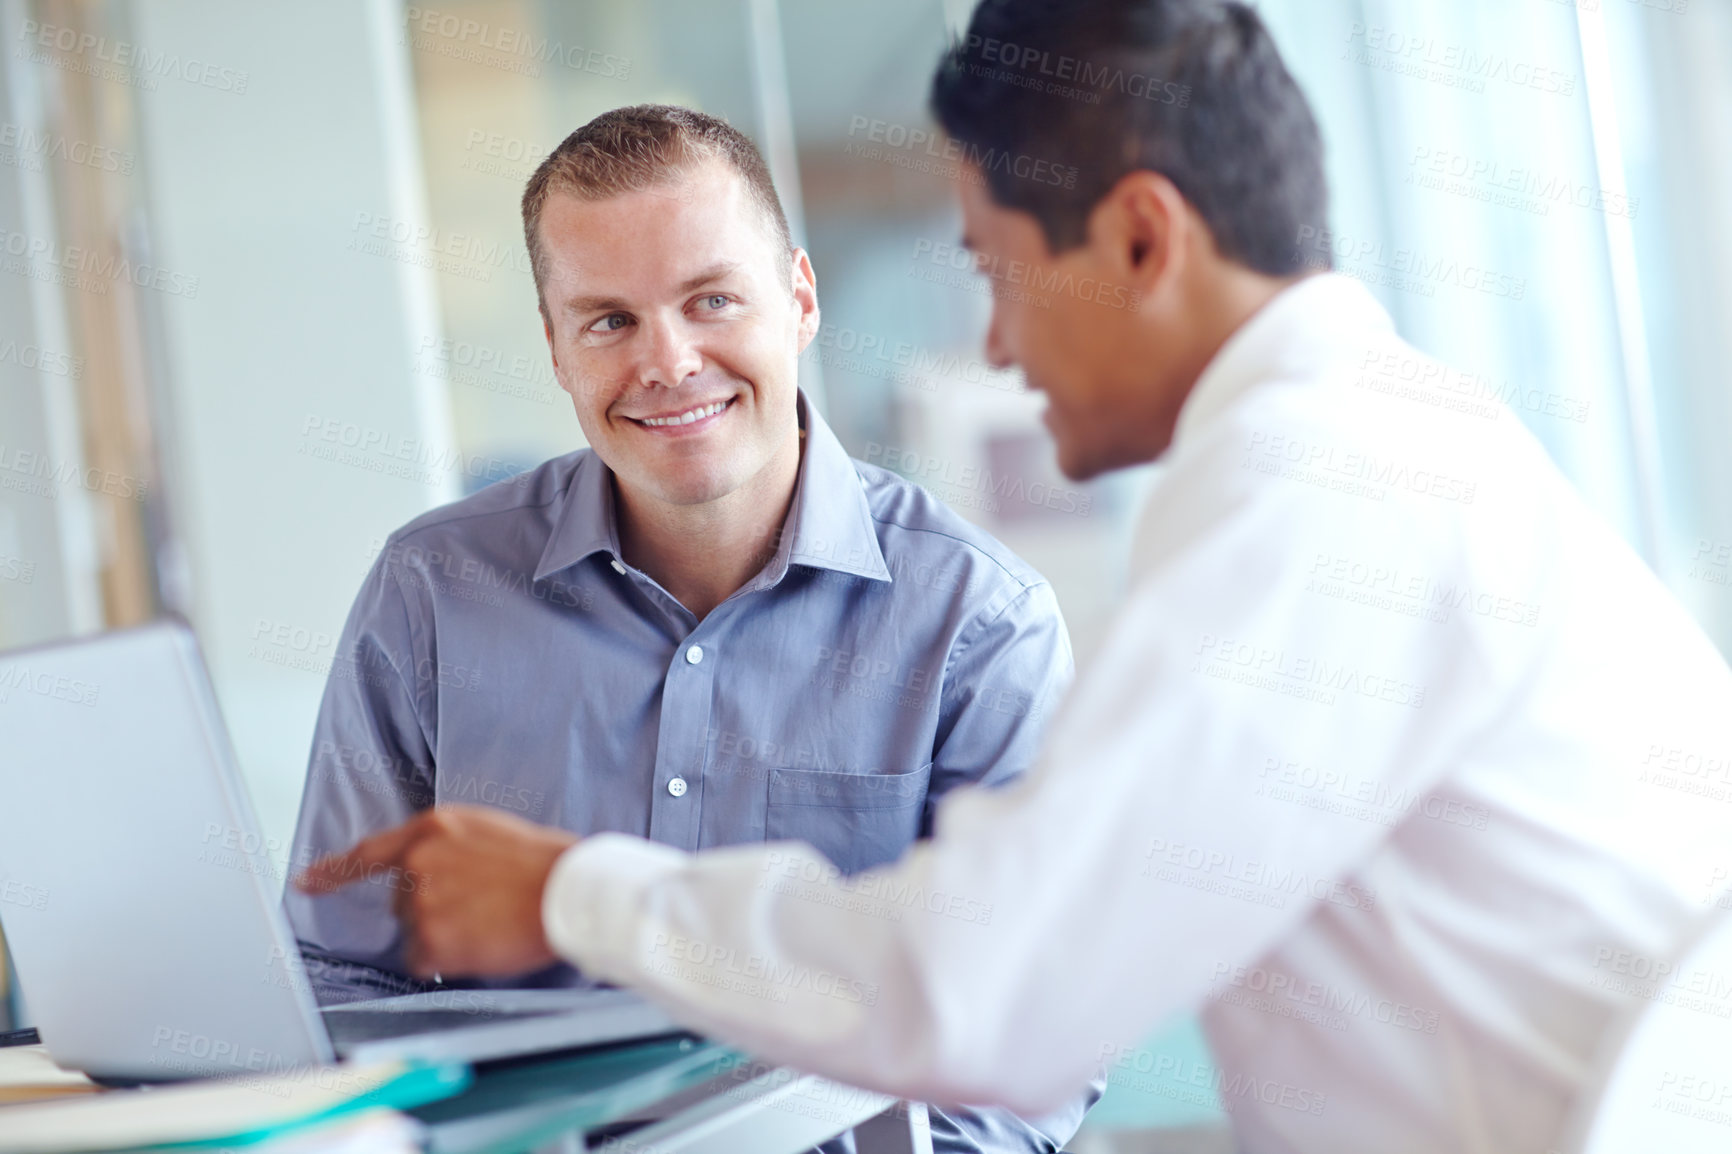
[295,805,579,979]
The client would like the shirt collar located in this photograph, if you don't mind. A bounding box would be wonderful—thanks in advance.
[772,392,892,584]
[1170,273,1396,452]
[534,391,890,585]
[534,448,618,582]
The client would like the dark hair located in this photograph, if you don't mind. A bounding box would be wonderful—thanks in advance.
[522,104,793,318]
[930,0,1330,275]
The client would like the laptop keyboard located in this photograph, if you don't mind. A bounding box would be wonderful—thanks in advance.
[321,1006,560,1044]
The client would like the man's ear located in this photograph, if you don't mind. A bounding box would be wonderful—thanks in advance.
[1094,170,1191,299]
[543,313,581,407]
[791,248,821,353]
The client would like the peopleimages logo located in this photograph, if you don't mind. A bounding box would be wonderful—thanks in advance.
[1210,961,1442,1035]
[1143,836,1378,912]
[863,441,1094,517]
[1343,23,1576,97]
[910,237,1140,312]
[16,19,250,93]
[1405,146,1638,220]
[646,933,879,1007]
[0,663,100,707]
[804,323,1017,394]
[1097,1042,1327,1117]
[0,878,49,911]
[0,122,134,175]
[0,227,200,298]
[0,337,82,379]
[0,445,151,503]
[1294,226,1527,301]
[845,116,1077,190]
[961,36,1193,108]
[401,7,630,79]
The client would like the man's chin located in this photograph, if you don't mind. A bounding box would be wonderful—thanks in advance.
[1055,452,1107,484]
[642,466,744,509]
[1052,432,1160,483]
[1049,428,1108,483]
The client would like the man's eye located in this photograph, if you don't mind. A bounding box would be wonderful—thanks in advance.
[587,313,629,334]
[702,294,729,310]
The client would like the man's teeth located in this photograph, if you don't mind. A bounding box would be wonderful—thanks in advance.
[639,400,729,427]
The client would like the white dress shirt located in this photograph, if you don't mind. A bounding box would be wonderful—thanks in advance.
[543,274,1732,1154]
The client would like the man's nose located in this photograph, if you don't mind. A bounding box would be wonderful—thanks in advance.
[637,314,705,388]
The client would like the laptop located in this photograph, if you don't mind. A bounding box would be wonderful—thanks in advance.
[0,621,684,1082]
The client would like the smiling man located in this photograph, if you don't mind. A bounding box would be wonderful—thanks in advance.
[283,105,1094,1153]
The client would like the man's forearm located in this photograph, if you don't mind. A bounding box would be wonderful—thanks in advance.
[541,833,1042,1107]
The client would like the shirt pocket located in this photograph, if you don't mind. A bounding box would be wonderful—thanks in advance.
[764,763,932,876]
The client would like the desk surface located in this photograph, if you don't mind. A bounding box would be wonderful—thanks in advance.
[0,1036,910,1154]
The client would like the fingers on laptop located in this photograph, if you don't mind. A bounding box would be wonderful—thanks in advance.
[294,816,429,894]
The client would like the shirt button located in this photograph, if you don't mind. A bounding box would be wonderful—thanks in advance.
[685,645,704,665]
[610,559,626,575]
[667,777,688,797]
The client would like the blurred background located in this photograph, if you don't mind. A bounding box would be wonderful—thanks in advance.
[1,0,1729,1147]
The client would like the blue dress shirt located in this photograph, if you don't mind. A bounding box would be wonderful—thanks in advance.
[283,397,1093,1151]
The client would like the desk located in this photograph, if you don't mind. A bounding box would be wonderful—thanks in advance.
[410,1037,930,1153]
[0,1037,932,1154]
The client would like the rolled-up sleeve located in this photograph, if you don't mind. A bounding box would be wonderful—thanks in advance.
[282,545,437,998]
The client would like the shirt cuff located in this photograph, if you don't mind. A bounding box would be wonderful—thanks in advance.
[542,833,689,980]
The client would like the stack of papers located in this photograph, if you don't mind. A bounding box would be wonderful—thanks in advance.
[162,1109,425,1154]
[0,1045,99,1106]
[0,1060,468,1153]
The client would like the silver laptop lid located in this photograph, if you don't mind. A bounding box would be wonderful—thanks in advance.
[0,621,333,1080]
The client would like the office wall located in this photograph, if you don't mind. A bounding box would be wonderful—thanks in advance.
[0,0,104,648]
[123,0,458,859]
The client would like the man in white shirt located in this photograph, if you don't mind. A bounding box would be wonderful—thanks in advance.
[299,0,1732,1149]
